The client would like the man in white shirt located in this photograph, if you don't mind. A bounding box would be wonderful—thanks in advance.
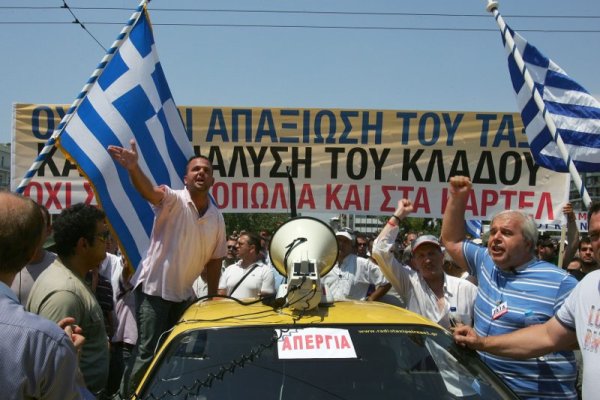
[108,141,226,395]
[322,230,390,301]
[219,232,275,299]
[372,199,477,329]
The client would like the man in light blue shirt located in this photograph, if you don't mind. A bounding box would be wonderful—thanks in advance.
[0,192,91,399]
[442,176,578,399]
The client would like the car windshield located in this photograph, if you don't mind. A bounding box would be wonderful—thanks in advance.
[139,324,517,400]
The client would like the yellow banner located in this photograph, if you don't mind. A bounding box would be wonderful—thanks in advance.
[12,103,569,223]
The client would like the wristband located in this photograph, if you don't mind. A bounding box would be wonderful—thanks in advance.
[391,214,401,223]
[387,220,397,227]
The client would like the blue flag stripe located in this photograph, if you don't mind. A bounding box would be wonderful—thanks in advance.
[60,125,146,265]
[503,23,600,173]
[57,11,194,269]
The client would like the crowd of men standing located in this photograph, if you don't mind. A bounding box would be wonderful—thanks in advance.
[1,148,599,399]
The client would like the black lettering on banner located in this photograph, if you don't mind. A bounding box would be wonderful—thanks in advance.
[229,147,250,177]
[448,150,469,178]
[247,147,269,177]
[290,147,312,178]
[36,143,79,177]
[524,152,540,185]
[204,146,227,177]
[370,148,389,180]
[325,147,345,179]
[472,151,496,184]
[402,149,424,181]
[424,150,445,182]
[499,151,521,185]
[346,148,368,180]
[270,147,288,178]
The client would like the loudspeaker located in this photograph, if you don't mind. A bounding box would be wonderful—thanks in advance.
[269,217,338,279]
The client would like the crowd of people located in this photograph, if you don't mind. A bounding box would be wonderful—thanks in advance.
[1,155,599,399]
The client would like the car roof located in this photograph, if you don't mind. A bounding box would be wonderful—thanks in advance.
[171,299,440,336]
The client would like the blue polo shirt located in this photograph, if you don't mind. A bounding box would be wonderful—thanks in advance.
[463,241,578,399]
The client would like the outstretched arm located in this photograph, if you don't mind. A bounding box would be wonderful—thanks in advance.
[453,317,578,359]
[108,139,164,206]
[561,203,579,268]
[440,176,472,269]
[371,199,414,295]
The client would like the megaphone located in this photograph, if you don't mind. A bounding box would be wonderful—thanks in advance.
[269,217,338,310]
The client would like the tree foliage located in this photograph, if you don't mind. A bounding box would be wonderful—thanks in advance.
[223,213,290,236]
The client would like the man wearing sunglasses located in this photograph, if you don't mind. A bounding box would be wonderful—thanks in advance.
[27,203,110,396]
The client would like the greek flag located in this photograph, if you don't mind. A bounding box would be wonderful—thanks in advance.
[503,25,600,172]
[465,220,482,239]
[57,10,193,269]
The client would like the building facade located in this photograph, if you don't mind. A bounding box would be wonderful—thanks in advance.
[0,143,10,191]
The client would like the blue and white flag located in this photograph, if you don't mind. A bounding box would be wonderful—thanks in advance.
[465,220,482,239]
[502,25,600,172]
[58,10,193,269]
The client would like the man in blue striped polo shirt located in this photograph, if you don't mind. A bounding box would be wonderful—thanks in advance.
[442,176,578,400]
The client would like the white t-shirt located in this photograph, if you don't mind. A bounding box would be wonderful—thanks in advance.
[555,269,600,400]
[321,254,388,301]
[131,186,227,302]
[219,260,275,299]
[10,250,56,304]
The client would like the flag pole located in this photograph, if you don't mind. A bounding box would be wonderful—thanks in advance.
[486,0,592,210]
[15,0,149,194]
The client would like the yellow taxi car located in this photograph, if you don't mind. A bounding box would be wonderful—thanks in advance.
[134,217,517,399]
[134,299,518,399]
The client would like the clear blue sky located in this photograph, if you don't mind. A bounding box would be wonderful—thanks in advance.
[1,0,598,146]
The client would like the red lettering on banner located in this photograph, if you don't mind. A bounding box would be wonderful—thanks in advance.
[499,190,517,209]
[326,184,343,209]
[481,189,498,215]
[340,336,351,349]
[24,182,43,204]
[398,186,416,199]
[344,185,361,210]
[293,336,303,350]
[83,182,94,205]
[298,184,315,209]
[271,183,288,209]
[518,191,534,210]
[315,334,324,349]
[281,333,352,351]
[45,182,62,209]
[535,192,554,220]
[381,185,395,212]
[305,335,314,349]
[413,187,430,213]
[464,190,479,215]
[441,188,554,219]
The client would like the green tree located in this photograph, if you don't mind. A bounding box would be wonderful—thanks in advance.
[223,213,289,235]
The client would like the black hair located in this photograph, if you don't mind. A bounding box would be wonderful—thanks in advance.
[52,203,106,258]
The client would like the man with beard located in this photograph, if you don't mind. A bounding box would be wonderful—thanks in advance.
[108,140,227,395]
